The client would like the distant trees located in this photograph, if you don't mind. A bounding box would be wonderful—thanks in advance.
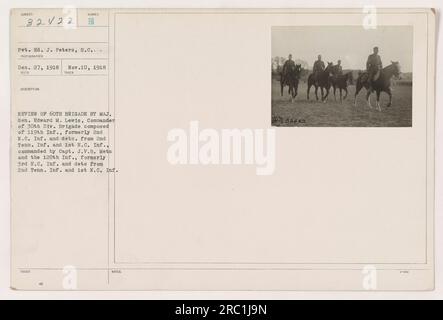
[272,56,309,73]
[272,56,286,73]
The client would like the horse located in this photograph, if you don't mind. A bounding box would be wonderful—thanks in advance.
[307,62,334,102]
[330,72,354,102]
[280,64,302,101]
[354,61,401,111]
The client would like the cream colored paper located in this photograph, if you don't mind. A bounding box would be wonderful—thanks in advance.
[10,8,435,290]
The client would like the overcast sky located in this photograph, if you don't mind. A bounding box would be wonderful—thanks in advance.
[272,26,413,72]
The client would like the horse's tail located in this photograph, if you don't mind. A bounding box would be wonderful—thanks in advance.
[307,74,314,100]
[307,74,313,86]
[355,74,364,99]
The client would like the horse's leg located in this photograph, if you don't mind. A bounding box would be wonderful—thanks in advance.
[280,82,284,97]
[376,90,381,112]
[385,87,392,107]
[315,86,319,101]
[333,86,337,101]
[307,83,311,100]
[339,88,343,102]
[354,81,362,107]
[343,87,348,100]
[366,89,373,109]
[323,86,330,103]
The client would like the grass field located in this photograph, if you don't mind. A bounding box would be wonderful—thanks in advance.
[271,80,412,127]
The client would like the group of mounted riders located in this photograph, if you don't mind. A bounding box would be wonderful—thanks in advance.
[279,47,401,111]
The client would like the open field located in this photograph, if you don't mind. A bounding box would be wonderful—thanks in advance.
[271,80,412,127]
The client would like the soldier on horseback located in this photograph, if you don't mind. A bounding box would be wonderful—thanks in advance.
[280,54,302,100]
[335,60,343,75]
[282,54,296,85]
[355,47,400,111]
[366,46,383,91]
[312,54,325,84]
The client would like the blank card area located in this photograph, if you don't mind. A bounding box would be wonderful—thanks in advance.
[113,13,427,264]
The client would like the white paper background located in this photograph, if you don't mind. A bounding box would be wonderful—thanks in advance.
[0,0,441,299]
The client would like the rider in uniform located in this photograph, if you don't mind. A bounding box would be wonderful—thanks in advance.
[366,46,383,91]
[282,54,296,84]
[313,55,325,83]
[335,60,343,75]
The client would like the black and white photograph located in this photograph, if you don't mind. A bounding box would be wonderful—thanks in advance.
[272,26,413,127]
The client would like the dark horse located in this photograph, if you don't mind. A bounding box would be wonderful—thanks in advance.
[354,61,401,111]
[280,64,302,101]
[307,62,334,102]
[330,72,354,102]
